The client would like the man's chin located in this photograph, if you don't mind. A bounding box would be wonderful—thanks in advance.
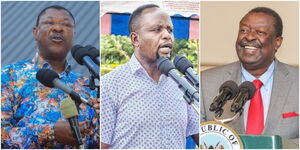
[240,56,258,63]
[158,53,171,59]
[44,54,66,60]
[42,50,68,60]
[240,58,262,69]
[49,45,70,52]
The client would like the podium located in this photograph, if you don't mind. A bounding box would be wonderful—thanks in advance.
[239,135,299,149]
[200,121,299,149]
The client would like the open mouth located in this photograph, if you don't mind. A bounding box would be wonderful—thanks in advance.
[160,43,173,49]
[239,39,262,51]
[159,43,173,54]
[243,46,259,51]
[49,34,64,43]
[240,45,261,55]
[244,46,258,50]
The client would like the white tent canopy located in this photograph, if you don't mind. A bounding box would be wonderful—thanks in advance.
[101,1,199,17]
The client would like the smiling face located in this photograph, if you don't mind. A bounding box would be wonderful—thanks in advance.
[235,12,283,70]
[33,8,75,61]
[131,7,174,65]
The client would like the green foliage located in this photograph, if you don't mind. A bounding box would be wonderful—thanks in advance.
[172,39,199,70]
[101,35,199,75]
[101,35,134,64]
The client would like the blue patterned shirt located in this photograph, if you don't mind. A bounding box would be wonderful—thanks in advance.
[1,54,99,149]
[100,54,199,149]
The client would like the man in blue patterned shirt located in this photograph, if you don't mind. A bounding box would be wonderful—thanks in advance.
[1,5,99,148]
[101,4,199,149]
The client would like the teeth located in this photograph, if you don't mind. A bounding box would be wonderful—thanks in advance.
[51,37,63,42]
[244,46,257,50]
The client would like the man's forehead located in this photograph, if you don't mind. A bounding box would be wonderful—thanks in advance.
[241,12,275,23]
[40,8,73,20]
[139,8,172,25]
[132,7,172,32]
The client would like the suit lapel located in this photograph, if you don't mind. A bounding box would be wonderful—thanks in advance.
[263,60,291,134]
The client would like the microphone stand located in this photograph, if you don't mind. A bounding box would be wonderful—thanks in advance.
[185,76,199,92]
[68,100,85,149]
[212,103,244,124]
[66,72,99,149]
[213,111,241,124]
[72,116,85,149]
[70,76,98,149]
[85,75,100,125]
[86,75,100,98]
[183,95,200,115]
[180,73,200,114]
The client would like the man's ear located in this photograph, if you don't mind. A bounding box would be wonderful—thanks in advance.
[32,27,38,41]
[130,32,139,48]
[274,36,283,52]
[73,26,76,37]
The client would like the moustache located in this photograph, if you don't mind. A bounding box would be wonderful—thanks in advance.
[49,33,65,41]
[239,38,262,48]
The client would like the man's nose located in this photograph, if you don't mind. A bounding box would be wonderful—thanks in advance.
[161,28,173,40]
[52,24,63,32]
[245,30,257,41]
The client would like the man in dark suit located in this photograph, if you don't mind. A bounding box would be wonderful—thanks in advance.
[201,7,298,141]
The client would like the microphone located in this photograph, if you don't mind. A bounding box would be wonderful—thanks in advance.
[209,80,239,116]
[71,45,99,79]
[36,69,93,107]
[60,97,84,148]
[231,81,256,113]
[85,45,99,65]
[173,55,199,89]
[157,56,199,103]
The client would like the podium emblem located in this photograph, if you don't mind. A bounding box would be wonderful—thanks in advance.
[200,121,243,149]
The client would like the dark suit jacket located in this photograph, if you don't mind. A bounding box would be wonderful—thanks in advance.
[201,59,299,139]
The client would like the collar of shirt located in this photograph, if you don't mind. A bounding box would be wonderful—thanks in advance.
[128,54,167,83]
[241,60,275,90]
[32,53,71,77]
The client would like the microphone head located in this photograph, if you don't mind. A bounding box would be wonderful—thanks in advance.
[219,80,239,99]
[239,81,256,99]
[173,55,193,74]
[60,97,78,119]
[85,45,99,59]
[36,69,59,88]
[157,56,176,76]
[71,44,86,65]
